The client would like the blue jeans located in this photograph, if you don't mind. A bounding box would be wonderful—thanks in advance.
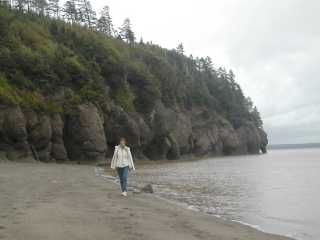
[116,166,129,192]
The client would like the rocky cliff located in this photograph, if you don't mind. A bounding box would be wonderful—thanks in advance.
[0,7,268,162]
[0,101,267,162]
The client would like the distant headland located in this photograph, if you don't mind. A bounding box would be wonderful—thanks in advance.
[268,143,320,150]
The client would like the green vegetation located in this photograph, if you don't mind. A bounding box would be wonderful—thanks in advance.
[0,74,62,113]
[0,5,263,128]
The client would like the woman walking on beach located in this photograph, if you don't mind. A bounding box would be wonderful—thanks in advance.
[111,137,135,196]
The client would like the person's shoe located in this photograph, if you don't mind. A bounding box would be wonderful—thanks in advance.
[121,192,127,197]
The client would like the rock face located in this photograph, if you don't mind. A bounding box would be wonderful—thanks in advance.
[51,114,68,162]
[104,105,139,147]
[145,102,182,160]
[103,104,152,159]
[0,100,268,163]
[258,128,268,153]
[218,117,241,155]
[0,105,71,162]
[64,103,107,162]
[25,110,52,162]
[0,105,33,161]
[191,126,220,156]
[237,124,260,154]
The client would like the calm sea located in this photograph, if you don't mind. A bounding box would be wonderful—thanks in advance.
[131,148,320,240]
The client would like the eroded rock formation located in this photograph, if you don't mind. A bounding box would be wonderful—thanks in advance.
[0,101,268,162]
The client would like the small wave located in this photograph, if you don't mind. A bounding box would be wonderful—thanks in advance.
[231,219,263,232]
[187,205,200,212]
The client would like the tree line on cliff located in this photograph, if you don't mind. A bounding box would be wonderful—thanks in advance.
[0,4,267,162]
[0,0,134,42]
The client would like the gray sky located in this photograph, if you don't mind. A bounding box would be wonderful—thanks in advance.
[91,0,319,144]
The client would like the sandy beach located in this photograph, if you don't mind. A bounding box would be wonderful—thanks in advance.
[0,162,293,240]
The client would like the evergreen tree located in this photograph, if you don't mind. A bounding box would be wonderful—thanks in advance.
[195,57,201,71]
[119,18,135,44]
[47,0,59,18]
[204,56,213,71]
[251,106,263,128]
[32,0,47,15]
[228,69,235,79]
[217,67,227,78]
[176,43,184,55]
[228,69,236,87]
[97,5,113,36]
[200,57,207,71]
[78,0,96,28]
[0,0,10,7]
[198,57,213,72]
[63,0,78,23]
[245,97,253,112]
[25,0,32,12]
[13,0,26,11]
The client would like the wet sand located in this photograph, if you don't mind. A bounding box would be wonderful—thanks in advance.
[0,162,293,240]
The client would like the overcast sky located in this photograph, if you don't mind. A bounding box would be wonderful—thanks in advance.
[91,0,319,144]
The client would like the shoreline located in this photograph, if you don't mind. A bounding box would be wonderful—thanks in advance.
[0,162,294,240]
[98,166,296,240]
[100,167,295,240]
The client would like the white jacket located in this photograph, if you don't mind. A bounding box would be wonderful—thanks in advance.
[110,145,135,170]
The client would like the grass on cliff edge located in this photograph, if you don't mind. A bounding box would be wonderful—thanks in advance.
[0,74,62,114]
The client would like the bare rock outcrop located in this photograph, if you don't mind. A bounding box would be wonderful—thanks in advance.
[191,125,221,156]
[104,104,152,148]
[236,123,262,154]
[25,110,52,161]
[217,117,241,155]
[144,102,181,160]
[190,111,238,156]
[51,114,68,161]
[171,113,193,155]
[258,128,268,153]
[0,101,268,163]
[64,103,107,162]
[0,105,33,161]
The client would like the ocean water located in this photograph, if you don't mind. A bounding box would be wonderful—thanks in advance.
[130,148,320,240]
